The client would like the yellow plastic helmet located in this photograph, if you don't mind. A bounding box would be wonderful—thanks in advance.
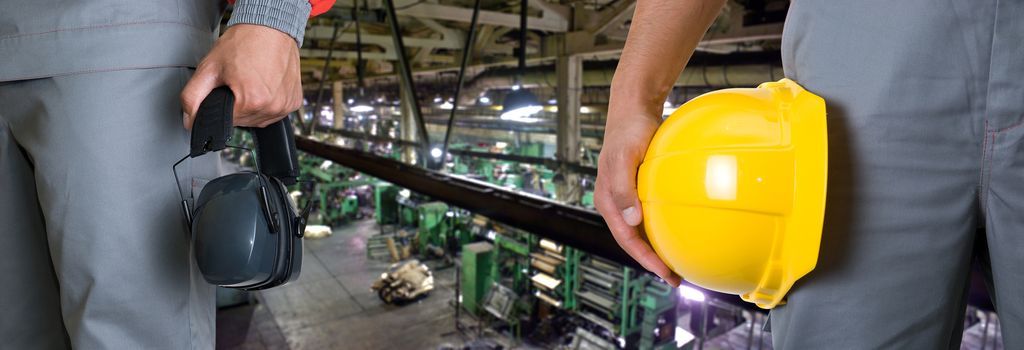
[637,79,827,309]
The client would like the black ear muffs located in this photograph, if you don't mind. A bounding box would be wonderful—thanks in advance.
[172,87,307,290]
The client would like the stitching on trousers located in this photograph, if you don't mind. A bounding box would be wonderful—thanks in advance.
[0,21,209,40]
[979,120,990,214]
[1,65,194,83]
[995,116,1024,133]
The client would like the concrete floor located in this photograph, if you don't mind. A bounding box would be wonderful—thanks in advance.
[217,219,470,349]
[214,218,1006,350]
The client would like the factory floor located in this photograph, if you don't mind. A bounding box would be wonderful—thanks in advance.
[215,219,524,350]
[214,218,1005,350]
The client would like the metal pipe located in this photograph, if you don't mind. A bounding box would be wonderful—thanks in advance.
[355,0,364,90]
[384,0,431,162]
[309,21,341,136]
[518,0,527,77]
[438,0,482,170]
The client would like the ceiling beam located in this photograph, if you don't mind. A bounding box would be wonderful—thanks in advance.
[305,27,462,49]
[396,3,568,32]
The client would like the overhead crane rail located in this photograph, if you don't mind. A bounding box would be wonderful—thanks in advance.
[295,136,753,309]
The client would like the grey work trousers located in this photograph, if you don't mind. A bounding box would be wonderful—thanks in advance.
[771,1,1024,349]
[0,67,218,349]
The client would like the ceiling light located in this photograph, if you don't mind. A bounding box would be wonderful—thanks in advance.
[501,89,542,121]
[350,94,374,113]
[430,147,443,158]
[479,96,491,104]
[439,101,454,110]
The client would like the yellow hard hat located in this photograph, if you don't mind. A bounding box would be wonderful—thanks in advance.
[637,79,827,309]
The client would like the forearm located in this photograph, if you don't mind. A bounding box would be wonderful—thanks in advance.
[609,0,726,118]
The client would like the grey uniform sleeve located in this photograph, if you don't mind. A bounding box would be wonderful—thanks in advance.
[226,0,313,46]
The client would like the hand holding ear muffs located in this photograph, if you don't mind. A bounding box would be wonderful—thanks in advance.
[172,87,311,290]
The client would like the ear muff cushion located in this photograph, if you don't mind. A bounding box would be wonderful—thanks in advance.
[246,175,302,290]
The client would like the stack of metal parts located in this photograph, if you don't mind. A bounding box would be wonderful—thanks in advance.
[530,239,565,308]
[483,283,518,321]
[366,230,412,262]
[566,327,616,350]
[576,257,625,333]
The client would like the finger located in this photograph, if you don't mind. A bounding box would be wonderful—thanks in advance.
[231,81,275,127]
[598,147,646,227]
[180,64,222,130]
[595,186,681,286]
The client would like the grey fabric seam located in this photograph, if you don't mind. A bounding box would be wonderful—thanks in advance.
[0,21,211,41]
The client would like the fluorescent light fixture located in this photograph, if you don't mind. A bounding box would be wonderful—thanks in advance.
[547,98,557,105]
[439,101,454,110]
[433,96,443,104]
[678,285,706,302]
[479,96,491,104]
[495,141,508,148]
[430,147,443,158]
[511,85,521,91]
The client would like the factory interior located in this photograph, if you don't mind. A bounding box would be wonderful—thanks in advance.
[208,1,1004,349]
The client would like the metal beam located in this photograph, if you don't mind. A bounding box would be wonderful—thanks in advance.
[305,28,463,49]
[295,137,755,310]
[590,0,636,35]
[396,3,568,32]
[385,0,431,164]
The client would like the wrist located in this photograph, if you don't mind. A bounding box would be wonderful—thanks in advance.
[227,0,312,46]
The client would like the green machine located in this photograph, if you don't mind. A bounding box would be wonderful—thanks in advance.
[636,280,678,350]
[416,201,449,255]
[573,256,680,349]
[461,241,494,315]
[374,182,400,225]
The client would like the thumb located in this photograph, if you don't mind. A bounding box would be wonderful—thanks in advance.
[180,65,222,130]
[603,149,645,227]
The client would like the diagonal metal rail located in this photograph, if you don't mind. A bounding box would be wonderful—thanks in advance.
[295,137,755,309]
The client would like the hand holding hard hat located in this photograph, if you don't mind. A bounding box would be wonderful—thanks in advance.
[602,79,828,309]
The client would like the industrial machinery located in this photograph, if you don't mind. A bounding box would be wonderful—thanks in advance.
[574,257,678,350]
[372,259,435,304]
[374,182,400,225]
[461,242,495,315]
[530,239,579,310]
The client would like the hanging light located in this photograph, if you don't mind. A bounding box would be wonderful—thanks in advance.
[349,0,373,114]
[350,90,374,113]
[501,89,542,121]
[501,0,541,122]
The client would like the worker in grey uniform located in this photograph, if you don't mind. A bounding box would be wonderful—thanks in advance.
[0,0,323,348]
[596,0,1024,348]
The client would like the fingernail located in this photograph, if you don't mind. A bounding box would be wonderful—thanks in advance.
[621,206,642,226]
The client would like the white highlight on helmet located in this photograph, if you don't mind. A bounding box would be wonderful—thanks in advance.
[705,155,737,201]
